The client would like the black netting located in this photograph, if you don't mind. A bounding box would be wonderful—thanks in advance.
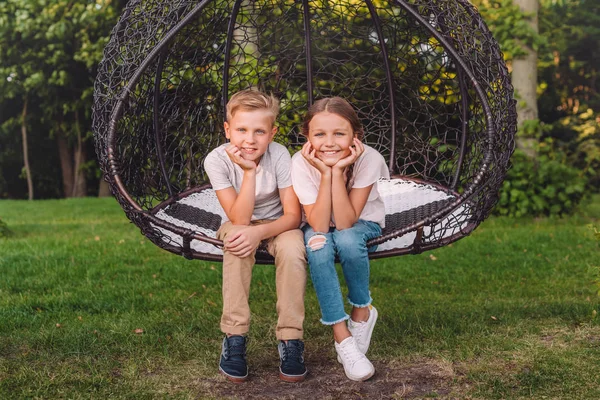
[93,0,516,262]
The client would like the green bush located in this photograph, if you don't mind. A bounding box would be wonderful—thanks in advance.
[0,217,12,238]
[495,144,587,217]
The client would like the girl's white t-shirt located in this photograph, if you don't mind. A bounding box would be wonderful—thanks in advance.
[291,144,390,228]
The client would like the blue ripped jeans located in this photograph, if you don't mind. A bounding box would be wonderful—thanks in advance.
[302,220,382,325]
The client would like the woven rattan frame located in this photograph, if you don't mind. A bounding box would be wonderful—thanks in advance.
[93,0,517,263]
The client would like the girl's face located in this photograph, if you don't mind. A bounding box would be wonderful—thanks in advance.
[307,112,355,167]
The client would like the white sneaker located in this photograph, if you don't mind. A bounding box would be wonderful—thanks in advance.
[337,305,378,363]
[349,305,378,354]
[334,336,375,381]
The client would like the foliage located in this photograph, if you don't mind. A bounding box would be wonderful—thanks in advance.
[496,140,587,217]
[0,100,64,199]
[538,0,600,116]
[0,0,597,200]
[475,0,600,192]
[537,0,600,190]
[592,225,600,242]
[0,0,121,198]
[472,0,546,61]
[0,217,12,238]
[551,107,600,186]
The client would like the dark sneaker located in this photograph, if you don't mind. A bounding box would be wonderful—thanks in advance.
[219,335,248,383]
[278,340,308,382]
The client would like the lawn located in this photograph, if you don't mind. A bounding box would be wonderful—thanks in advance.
[1,197,599,399]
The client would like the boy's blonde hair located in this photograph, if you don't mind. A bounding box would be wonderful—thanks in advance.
[226,89,280,125]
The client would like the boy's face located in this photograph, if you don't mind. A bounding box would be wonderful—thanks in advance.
[224,109,277,165]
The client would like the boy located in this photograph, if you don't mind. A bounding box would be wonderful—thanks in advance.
[203,89,307,383]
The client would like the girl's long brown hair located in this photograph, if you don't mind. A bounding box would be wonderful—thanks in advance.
[301,97,364,191]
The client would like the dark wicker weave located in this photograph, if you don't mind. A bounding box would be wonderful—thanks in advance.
[93,0,516,263]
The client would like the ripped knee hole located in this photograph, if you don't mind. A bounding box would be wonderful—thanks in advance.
[307,235,327,251]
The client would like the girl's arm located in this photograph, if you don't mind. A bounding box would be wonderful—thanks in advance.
[330,138,370,230]
[299,142,333,232]
[303,171,333,232]
[331,170,373,230]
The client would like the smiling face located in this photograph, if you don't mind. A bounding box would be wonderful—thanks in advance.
[307,111,355,166]
[224,109,277,165]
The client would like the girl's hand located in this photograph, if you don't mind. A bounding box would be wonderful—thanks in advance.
[301,142,331,175]
[333,138,364,171]
[225,144,256,171]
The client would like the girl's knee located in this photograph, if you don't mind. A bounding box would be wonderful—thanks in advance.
[332,228,367,251]
[307,234,328,251]
[305,233,336,268]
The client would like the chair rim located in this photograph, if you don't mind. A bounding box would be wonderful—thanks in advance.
[147,175,476,258]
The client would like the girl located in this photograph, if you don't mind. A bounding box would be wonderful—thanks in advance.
[291,97,390,381]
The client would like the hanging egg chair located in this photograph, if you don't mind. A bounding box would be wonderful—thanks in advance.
[92,0,517,263]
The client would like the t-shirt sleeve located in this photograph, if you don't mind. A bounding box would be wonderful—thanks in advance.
[352,148,389,189]
[275,146,293,189]
[291,153,318,205]
[203,149,233,191]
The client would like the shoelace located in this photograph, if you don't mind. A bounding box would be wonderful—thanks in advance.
[225,340,246,358]
[352,321,367,343]
[282,341,304,361]
[340,340,364,367]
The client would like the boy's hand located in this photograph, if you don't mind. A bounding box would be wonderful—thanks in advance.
[225,144,256,171]
[301,142,331,175]
[333,138,364,171]
[223,226,263,258]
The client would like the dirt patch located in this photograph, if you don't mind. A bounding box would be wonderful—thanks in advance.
[196,352,457,399]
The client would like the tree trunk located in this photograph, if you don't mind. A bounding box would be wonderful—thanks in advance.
[72,111,87,197]
[98,179,111,197]
[21,97,33,200]
[512,0,539,157]
[73,147,87,197]
[56,128,74,198]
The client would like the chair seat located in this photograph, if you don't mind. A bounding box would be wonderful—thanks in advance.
[151,178,473,258]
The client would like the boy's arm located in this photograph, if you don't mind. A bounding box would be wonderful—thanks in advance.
[204,147,256,225]
[223,186,302,258]
[214,168,256,225]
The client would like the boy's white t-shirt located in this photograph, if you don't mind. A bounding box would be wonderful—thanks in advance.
[291,144,390,228]
[203,142,292,222]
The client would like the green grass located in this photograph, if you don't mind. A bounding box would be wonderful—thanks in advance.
[0,197,599,399]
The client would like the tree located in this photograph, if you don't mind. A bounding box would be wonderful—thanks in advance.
[0,0,120,199]
[472,0,542,156]
[538,0,600,188]
[0,0,51,199]
[512,0,540,157]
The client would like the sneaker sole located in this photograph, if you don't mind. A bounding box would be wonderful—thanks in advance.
[219,367,248,383]
[345,367,375,382]
[279,369,308,383]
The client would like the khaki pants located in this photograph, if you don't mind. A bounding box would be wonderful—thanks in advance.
[217,220,307,340]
